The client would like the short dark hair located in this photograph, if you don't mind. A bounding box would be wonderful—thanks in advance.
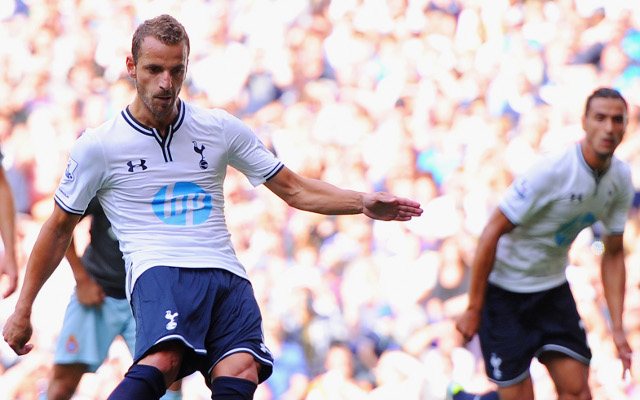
[131,14,190,65]
[584,87,627,116]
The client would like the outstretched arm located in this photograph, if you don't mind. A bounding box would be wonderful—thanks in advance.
[3,203,80,355]
[456,208,515,342]
[600,233,631,377]
[0,165,18,298]
[263,166,423,221]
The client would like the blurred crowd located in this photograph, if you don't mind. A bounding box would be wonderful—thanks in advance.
[1,0,640,399]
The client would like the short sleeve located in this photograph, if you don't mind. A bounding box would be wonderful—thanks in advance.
[499,157,559,226]
[54,131,107,215]
[600,163,634,235]
[224,113,283,187]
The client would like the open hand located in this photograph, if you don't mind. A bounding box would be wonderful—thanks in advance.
[362,192,423,221]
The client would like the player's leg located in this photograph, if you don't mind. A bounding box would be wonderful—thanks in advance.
[539,352,590,399]
[210,353,261,399]
[107,267,189,399]
[477,284,540,400]
[206,270,274,400]
[535,283,592,399]
[108,339,185,399]
[116,296,182,400]
[110,267,224,399]
[46,363,88,400]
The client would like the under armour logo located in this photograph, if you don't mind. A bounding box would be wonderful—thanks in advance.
[165,310,179,330]
[490,353,502,379]
[127,159,148,172]
[192,141,208,170]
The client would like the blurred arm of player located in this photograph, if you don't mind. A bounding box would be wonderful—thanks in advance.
[2,203,80,355]
[600,233,632,378]
[263,166,423,221]
[0,165,18,298]
[456,208,515,343]
[66,231,106,306]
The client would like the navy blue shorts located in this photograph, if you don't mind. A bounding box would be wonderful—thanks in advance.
[131,267,274,383]
[478,282,591,386]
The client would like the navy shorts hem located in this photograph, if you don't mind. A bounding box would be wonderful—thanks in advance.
[535,344,591,365]
[488,370,530,387]
[207,343,274,384]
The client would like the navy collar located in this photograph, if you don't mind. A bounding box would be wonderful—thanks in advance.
[121,99,186,137]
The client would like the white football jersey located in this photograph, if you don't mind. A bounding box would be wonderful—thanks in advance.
[491,143,633,292]
[55,101,283,298]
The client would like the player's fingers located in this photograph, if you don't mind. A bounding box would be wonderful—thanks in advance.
[455,325,472,343]
[619,351,632,378]
[6,339,32,356]
[18,343,34,355]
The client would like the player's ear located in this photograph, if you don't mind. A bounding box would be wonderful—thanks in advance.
[126,55,136,79]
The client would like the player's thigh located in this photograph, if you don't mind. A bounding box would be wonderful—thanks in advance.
[205,271,273,383]
[539,351,590,398]
[497,376,535,400]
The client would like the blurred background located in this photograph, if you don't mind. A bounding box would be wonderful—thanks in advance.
[1,0,640,399]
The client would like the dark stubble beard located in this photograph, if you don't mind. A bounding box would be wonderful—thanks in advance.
[136,82,178,119]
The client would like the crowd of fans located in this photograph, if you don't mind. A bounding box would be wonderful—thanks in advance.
[1,0,640,399]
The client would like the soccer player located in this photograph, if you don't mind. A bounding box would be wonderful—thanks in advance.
[3,14,423,400]
[455,87,633,400]
[0,147,18,299]
[44,196,182,400]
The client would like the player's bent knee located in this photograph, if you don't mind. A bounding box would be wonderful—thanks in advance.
[210,376,257,400]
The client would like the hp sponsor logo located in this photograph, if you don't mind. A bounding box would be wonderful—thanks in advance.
[152,182,212,225]
[555,212,596,246]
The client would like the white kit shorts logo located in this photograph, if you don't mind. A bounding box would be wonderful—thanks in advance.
[490,353,503,380]
[165,310,179,330]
